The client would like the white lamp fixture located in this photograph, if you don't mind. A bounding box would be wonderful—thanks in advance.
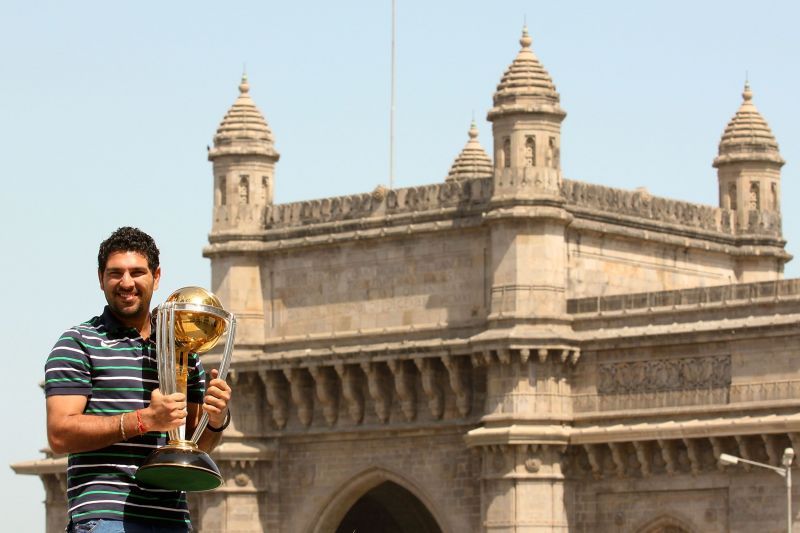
[719,447,794,532]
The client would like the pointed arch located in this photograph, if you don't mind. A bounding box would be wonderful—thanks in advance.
[307,467,449,533]
[634,513,696,533]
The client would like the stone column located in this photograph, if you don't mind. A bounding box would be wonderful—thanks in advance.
[466,351,575,532]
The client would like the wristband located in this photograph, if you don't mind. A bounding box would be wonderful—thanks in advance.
[119,413,128,441]
[207,410,231,432]
[135,410,148,435]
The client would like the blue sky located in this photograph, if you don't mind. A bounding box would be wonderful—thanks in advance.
[2,1,798,530]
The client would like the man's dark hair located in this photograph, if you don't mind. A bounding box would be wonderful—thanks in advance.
[98,227,160,273]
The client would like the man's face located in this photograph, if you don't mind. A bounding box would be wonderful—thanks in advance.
[98,251,161,326]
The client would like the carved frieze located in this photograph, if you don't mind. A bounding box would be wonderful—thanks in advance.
[597,355,731,395]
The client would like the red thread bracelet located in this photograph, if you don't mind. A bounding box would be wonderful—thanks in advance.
[135,410,148,435]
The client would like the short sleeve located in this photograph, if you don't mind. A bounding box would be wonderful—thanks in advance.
[44,328,92,397]
[186,353,206,404]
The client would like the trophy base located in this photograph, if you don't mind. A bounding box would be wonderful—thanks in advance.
[136,440,222,492]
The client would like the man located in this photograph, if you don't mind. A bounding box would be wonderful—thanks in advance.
[45,227,233,533]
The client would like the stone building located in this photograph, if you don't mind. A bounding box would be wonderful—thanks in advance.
[15,27,800,533]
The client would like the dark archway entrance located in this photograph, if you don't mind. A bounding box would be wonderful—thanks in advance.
[335,481,442,533]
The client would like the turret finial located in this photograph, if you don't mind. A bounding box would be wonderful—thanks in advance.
[468,120,479,140]
[520,25,532,49]
[239,72,250,95]
[742,80,752,103]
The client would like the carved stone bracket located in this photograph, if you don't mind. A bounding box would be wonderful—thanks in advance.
[658,438,677,475]
[682,438,700,475]
[360,362,393,423]
[387,359,417,422]
[572,432,796,480]
[258,370,289,430]
[414,358,444,419]
[608,442,626,478]
[734,435,752,471]
[308,366,339,426]
[709,437,725,471]
[334,363,365,424]
[283,368,314,427]
[633,441,651,477]
[584,444,602,480]
[442,355,472,417]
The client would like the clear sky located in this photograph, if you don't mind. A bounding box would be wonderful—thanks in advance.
[2,1,798,530]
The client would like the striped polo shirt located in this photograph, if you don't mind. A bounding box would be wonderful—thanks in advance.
[44,306,206,528]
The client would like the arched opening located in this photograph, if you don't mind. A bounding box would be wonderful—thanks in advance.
[335,481,441,533]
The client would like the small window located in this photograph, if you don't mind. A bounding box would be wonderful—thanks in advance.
[239,175,250,204]
[503,138,511,168]
[524,137,536,167]
[748,182,759,210]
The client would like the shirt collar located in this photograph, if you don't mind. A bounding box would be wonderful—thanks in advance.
[100,305,156,341]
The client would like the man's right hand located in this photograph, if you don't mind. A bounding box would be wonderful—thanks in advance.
[142,388,187,432]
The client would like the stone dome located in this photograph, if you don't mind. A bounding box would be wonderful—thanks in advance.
[209,74,279,160]
[446,121,493,181]
[487,26,565,121]
[713,82,783,168]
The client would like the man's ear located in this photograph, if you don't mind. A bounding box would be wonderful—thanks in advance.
[98,269,105,290]
[153,266,162,291]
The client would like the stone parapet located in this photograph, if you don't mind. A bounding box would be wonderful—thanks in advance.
[264,178,493,230]
[561,179,782,237]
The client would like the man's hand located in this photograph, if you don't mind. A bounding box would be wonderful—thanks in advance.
[203,369,232,429]
[141,389,187,433]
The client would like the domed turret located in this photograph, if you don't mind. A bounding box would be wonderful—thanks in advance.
[209,74,279,233]
[488,26,564,119]
[446,121,493,182]
[209,74,279,160]
[713,82,784,224]
[487,27,566,197]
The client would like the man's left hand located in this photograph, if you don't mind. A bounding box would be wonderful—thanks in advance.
[203,368,232,429]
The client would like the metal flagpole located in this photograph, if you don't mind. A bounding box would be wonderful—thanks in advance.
[389,0,396,190]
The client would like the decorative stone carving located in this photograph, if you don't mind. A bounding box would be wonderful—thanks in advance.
[334,363,365,424]
[658,439,677,475]
[682,438,701,475]
[442,355,472,417]
[360,362,393,423]
[283,368,314,427]
[584,444,602,479]
[258,370,289,430]
[414,357,444,419]
[633,441,651,477]
[308,366,339,426]
[387,359,417,422]
[609,442,626,478]
[597,355,731,395]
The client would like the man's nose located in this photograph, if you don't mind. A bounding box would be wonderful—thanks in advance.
[119,272,134,288]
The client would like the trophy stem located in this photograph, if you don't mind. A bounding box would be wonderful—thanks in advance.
[168,350,191,443]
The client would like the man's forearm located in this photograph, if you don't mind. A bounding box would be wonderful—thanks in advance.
[48,412,138,454]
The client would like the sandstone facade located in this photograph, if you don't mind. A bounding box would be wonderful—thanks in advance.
[15,27,799,533]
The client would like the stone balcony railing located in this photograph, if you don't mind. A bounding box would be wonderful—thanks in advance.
[567,278,800,315]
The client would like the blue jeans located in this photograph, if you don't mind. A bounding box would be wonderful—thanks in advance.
[70,519,190,533]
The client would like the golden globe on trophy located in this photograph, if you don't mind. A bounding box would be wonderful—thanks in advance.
[135,286,236,492]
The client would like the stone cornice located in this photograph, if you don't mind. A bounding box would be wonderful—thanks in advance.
[571,412,800,444]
